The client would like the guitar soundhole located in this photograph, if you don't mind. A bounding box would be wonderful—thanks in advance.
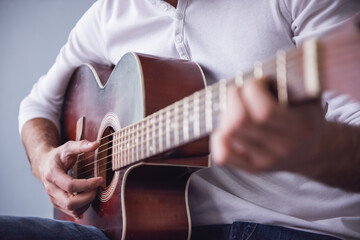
[98,126,115,189]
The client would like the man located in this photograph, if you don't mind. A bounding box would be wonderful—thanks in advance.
[2,0,359,239]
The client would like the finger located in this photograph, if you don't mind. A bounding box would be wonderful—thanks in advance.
[242,78,282,125]
[49,167,103,194]
[58,141,99,170]
[49,184,97,212]
[61,140,99,158]
[211,130,252,170]
[67,190,98,211]
[211,86,249,165]
[217,86,249,134]
[49,195,91,219]
[214,121,276,172]
[66,177,104,193]
[73,204,91,219]
[211,130,232,166]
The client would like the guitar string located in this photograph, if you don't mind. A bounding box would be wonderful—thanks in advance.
[74,83,222,166]
[74,85,223,175]
[75,93,218,174]
[76,116,220,179]
[81,82,219,149]
[77,116,218,179]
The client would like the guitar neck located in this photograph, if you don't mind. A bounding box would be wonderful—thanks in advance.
[111,14,360,170]
[111,80,226,170]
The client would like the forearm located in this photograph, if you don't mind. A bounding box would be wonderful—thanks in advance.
[21,118,60,180]
[298,121,360,192]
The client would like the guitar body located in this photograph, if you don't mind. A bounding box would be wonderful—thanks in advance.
[55,53,210,240]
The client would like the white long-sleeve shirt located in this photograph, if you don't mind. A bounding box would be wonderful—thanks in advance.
[19,0,360,239]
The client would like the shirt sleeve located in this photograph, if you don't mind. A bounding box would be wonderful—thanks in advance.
[18,0,110,134]
[283,0,360,44]
[282,0,360,125]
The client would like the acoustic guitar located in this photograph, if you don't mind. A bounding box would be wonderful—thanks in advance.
[55,15,359,240]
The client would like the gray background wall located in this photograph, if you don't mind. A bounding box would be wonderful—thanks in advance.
[0,0,95,218]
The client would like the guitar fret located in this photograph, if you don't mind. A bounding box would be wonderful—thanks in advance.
[174,102,180,146]
[188,101,194,140]
[117,131,120,169]
[178,102,184,144]
[130,126,134,164]
[235,71,244,87]
[112,132,115,170]
[128,129,131,164]
[141,120,145,160]
[219,80,227,113]
[205,87,212,133]
[150,117,155,155]
[276,50,288,105]
[135,124,140,160]
[159,110,164,152]
[146,118,150,158]
[254,61,264,79]
[212,90,220,129]
[120,130,124,167]
[183,97,189,142]
[166,107,171,149]
[112,132,116,170]
[193,92,200,138]
[303,38,321,98]
[199,93,207,137]
[125,129,128,166]
[127,129,130,165]
[170,107,175,147]
[153,116,157,155]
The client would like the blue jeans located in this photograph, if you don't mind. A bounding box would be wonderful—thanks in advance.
[0,216,108,240]
[191,222,340,240]
[0,216,340,240]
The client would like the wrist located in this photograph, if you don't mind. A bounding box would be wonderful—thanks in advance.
[21,118,60,181]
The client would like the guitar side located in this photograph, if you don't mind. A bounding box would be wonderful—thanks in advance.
[55,53,210,240]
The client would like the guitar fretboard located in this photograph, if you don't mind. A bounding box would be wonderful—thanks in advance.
[112,80,228,170]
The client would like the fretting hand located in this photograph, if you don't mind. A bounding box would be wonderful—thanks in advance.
[211,78,326,173]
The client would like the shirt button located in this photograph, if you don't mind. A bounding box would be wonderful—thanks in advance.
[161,3,169,11]
[179,51,186,57]
[175,35,183,43]
[175,12,184,20]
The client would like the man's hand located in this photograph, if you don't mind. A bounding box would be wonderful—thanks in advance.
[21,118,103,219]
[211,78,325,173]
[40,140,103,219]
[210,78,360,192]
